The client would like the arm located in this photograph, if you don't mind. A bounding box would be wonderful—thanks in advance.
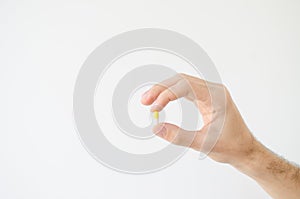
[235,140,300,199]
[141,73,300,199]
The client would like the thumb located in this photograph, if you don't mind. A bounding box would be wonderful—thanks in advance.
[152,123,199,148]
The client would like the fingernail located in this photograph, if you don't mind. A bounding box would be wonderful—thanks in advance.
[153,125,166,137]
[151,103,162,112]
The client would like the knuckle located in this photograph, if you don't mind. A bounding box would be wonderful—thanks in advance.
[178,73,188,79]
[221,84,231,97]
[152,84,163,90]
[151,84,164,93]
[163,90,176,101]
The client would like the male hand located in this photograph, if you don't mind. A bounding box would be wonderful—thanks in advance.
[141,73,300,199]
[141,73,255,166]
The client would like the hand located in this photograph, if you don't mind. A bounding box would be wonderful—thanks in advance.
[141,73,300,199]
[141,73,256,166]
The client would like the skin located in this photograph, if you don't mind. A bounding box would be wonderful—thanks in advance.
[141,73,300,199]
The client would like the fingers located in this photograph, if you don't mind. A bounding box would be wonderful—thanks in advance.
[150,80,189,111]
[152,123,203,148]
[141,73,219,113]
[141,76,192,111]
[141,74,182,105]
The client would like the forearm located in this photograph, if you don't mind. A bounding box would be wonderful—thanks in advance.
[232,139,300,199]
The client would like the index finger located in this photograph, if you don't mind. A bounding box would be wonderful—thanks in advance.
[150,79,190,112]
[140,74,182,105]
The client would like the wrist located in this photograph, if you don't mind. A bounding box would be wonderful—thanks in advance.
[231,138,270,178]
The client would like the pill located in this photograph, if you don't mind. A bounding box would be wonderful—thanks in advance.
[153,111,159,124]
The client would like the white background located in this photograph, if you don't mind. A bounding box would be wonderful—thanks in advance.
[1,0,300,198]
